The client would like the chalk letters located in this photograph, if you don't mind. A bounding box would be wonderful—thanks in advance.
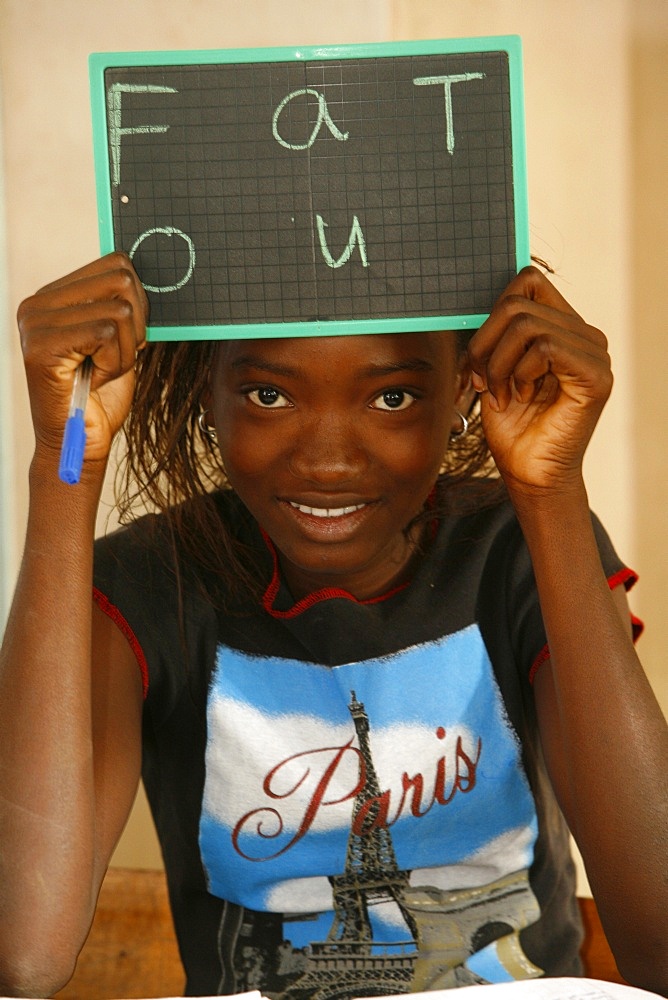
[272,88,349,150]
[271,90,366,269]
[316,214,369,269]
[104,53,509,315]
[107,83,178,186]
[128,227,196,293]
[412,73,485,154]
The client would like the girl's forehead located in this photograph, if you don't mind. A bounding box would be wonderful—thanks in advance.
[216,330,459,370]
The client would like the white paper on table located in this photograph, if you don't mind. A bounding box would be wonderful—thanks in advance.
[349,979,663,1000]
[4,978,664,1000]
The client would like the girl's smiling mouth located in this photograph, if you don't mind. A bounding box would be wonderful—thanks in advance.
[287,501,368,518]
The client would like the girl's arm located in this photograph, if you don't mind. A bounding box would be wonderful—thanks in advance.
[468,267,668,996]
[0,255,148,997]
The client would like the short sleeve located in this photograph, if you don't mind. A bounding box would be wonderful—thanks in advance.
[476,510,638,693]
[93,515,216,715]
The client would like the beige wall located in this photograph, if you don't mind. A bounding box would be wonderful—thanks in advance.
[0,0,666,876]
[630,6,668,714]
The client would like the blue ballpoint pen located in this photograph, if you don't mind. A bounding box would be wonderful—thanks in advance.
[58,355,94,485]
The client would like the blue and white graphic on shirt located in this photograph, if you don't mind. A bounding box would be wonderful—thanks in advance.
[200,623,542,987]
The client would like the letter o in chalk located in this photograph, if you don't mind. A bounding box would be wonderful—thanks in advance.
[129,226,196,293]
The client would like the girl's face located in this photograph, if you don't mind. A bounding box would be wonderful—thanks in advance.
[210,332,469,601]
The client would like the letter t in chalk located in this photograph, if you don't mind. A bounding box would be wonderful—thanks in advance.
[58,356,93,485]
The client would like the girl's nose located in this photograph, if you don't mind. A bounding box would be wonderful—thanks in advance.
[287,414,370,485]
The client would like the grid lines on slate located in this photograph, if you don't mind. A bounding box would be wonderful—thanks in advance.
[106,48,516,329]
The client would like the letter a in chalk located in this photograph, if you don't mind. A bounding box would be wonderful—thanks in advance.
[272,89,349,150]
[107,83,178,186]
[316,215,369,269]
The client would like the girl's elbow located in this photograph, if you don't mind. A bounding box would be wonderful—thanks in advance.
[0,941,79,998]
[616,942,668,998]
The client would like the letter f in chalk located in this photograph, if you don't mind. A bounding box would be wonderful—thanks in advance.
[107,83,178,186]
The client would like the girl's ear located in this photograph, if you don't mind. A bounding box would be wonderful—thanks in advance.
[454,356,477,418]
[200,375,213,415]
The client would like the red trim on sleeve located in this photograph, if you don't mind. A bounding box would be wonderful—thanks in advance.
[260,529,408,620]
[93,587,149,698]
[528,644,552,684]
[607,566,638,593]
[528,568,643,685]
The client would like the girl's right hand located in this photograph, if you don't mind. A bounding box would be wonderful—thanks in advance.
[17,252,149,470]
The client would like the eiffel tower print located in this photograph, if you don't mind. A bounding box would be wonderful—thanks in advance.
[282,690,418,1000]
[218,685,543,998]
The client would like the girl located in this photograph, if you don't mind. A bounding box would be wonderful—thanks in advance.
[0,255,666,999]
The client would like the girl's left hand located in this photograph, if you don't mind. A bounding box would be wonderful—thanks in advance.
[467,266,613,495]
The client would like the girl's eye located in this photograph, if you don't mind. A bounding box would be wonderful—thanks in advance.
[371,389,416,411]
[246,386,291,408]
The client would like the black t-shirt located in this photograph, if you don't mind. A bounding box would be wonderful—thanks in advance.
[93,489,633,998]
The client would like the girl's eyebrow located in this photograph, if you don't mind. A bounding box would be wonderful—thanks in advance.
[230,354,435,379]
[358,358,435,378]
[229,355,299,378]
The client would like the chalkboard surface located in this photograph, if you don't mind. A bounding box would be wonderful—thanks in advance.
[90,37,528,341]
